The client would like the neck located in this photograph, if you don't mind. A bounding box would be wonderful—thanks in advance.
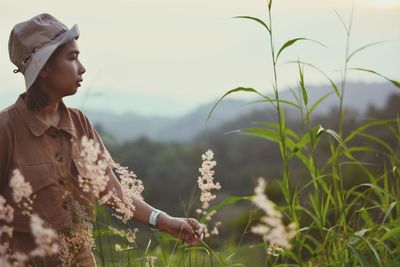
[25,83,62,126]
[36,99,62,128]
[36,99,60,117]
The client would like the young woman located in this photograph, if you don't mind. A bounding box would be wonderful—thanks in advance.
[1,13,204,266]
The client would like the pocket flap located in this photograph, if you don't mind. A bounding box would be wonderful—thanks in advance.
[72,157,91,178]
[19,163,55,192]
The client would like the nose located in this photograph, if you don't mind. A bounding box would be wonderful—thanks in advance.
[78,59,86,75]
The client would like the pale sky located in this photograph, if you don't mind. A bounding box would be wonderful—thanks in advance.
[1,0,399,117]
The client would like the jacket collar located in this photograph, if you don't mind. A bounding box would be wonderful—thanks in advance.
[15,92,77,139]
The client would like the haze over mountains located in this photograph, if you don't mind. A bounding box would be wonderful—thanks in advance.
[85,82,399,143]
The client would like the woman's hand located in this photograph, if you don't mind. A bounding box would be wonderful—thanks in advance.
[157,213,205,246]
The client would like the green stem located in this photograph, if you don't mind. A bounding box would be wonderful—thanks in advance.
[199,240,224,267]
[268,3,292,217]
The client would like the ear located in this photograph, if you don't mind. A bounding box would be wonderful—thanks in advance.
[37,64,52,79]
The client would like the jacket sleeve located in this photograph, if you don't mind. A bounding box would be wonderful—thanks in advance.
[77,110,124,198]
[0,112,14,192]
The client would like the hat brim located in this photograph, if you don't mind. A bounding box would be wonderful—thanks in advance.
[24,24,80,90]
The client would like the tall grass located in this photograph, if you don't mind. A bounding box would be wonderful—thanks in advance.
[94,1,400,266]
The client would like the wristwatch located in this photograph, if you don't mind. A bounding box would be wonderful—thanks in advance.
[149,209,163,230]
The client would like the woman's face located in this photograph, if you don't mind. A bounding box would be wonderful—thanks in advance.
[40,39,86,98]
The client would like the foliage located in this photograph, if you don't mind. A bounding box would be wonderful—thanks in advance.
[93,1,400,266]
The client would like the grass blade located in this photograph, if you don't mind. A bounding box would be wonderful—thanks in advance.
[346,41,384,63]
[233,16,270,33]
[276,38,326,62]
[349,68,400,88]
[206,87,267,122]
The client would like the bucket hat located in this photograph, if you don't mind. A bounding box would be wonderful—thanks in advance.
[8,13,79,90]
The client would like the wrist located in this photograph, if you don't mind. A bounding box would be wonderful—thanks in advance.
[155,212,171,232]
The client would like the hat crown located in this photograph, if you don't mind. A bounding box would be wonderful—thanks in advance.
[8,13,68,73]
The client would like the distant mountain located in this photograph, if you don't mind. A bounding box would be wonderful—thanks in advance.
[86,82,399,144]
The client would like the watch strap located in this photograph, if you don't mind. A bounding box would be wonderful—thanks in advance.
[149,209,162,230]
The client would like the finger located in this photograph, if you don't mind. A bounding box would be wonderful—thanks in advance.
[185,234,198,246]
[187,218,203,236]
[193,223,205,240]
[181,226,199,245]
[184,219,197,234]
[184,218,205,243]
[186,218,197,229]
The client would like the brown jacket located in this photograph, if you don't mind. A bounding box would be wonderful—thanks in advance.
[0,92,122,235]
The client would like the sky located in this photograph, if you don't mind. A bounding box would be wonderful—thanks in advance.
[1,0,399,117]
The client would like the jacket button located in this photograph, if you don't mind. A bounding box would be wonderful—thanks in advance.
[55,153,63,162]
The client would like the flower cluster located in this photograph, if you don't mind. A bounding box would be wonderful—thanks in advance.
[9,169,33,215]
[1,197,31,266]
[146,255,157,267]
[114,163,144,202]
[109,225,138,244]
[1,187,58,265]
[58,221,94,266]
[0,196,14,223]
[1,135,146,264]
[197,149,221,210]
[251,178,297,256]
[58,200,96,265]
[0,196,14,262]
[108,162,144,223]
[110,225,138,251]
[78,136,144,224]
[77,136,110,197]
[196,149,222,238]
[29,214,59,257]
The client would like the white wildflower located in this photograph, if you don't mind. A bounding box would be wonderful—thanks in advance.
[205,210,216,221]
[30,214,59,257]
[267,243,284,257]
[110,195,135,223]
[196,149,222,238]
[10,252,29,267]
[78,136,143,224]
[251,177,298,255]
[211,221,222,236]
[77,136,109,197]
[99,190,113,205]
[58,200,96,265]
[115,244,123,251]
[113,163,144,201]
[146,255,157,267]
[197,149,221,210]
[0,196,14,223]
[107,162,144,223]
[109,226,138,244]
[0,225,13,239]
[0,257,12,267]
[9,169,33,215]
[0,196,14,260]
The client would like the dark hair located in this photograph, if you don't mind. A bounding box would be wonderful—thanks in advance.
[26,82,50,111]
[25,43,66,111]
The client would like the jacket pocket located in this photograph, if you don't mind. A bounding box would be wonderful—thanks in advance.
[12,163,67,232]
[19,162,55,193]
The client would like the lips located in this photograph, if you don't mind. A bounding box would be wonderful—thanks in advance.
[76,79,83,87]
